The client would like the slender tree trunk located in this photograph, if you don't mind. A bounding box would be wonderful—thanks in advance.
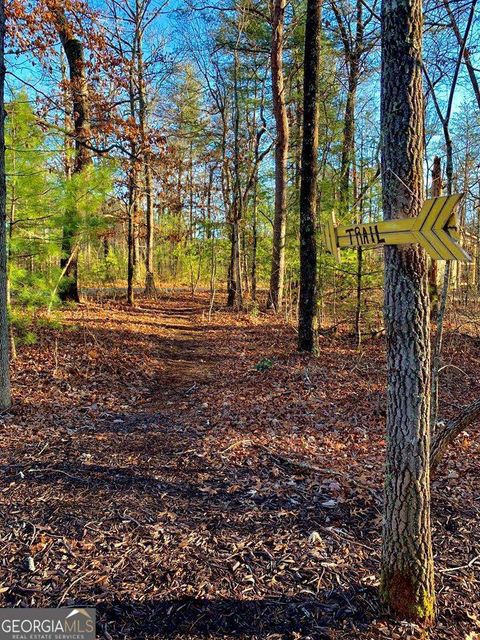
[51,5,91,303]
[251,170,259,303]
[8,119,16,361]
[127,169,136,307]
[428,156,442,320]
[127,38,140,305]
[268,0,289,312]
[227,47,244,309]
[0,0,10,410]
[431,170,453,430]
[298,0,322,353]
[333,0,364,210]
[227,220,243,308]
[133,196,140,278]
[354,247,363,343]
[354,161,363,346]
[380,0,435,624]
[294,74,302,194]
[137,40,156,296]
[339,69,358,208]
[103,236,109,260]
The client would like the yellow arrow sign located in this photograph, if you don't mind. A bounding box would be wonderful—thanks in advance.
[323,194,471,263]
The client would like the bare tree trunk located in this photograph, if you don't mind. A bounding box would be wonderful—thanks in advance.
[268,0,289,312]
[339,71,358,208]
[0,0,11,410]
[430,138,454,432]
[227,47,244,309]
[50,4,91,303]
[227,221,243,308]
[251,171,259,302]
[332,0,364,210]
[137,38,156,296]
[428,156,442,320]
[250,75,267,305]
[380,0,435,624]
[431,398,480,471]
[298,0,322,353]
[354,148,363,346]
[144,166,156,295]
[423,2,476,434]
[127,167,136,307]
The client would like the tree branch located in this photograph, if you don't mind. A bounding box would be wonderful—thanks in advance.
[431,399,480,472]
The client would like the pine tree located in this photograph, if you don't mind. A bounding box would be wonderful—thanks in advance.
[380,0,435,624]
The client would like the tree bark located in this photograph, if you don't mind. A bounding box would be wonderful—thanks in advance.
[51,5,91,303]
[298,0,322,353]
[0,0,11,410]
[380,0,435,624]
[268,0,289,312]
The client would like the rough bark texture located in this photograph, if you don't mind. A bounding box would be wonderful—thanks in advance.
[0,0,11,410]
[268,0,289,312]
[298,0,322,353]
[380,0,435,624]
[51,5,91,303]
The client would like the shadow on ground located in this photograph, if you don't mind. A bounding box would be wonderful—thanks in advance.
[97,589,383,639]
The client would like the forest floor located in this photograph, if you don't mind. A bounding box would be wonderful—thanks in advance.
[0,290,479,640]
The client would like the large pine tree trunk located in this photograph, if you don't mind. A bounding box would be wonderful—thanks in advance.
[51,5,91,303]
[268,0,289,312]
[298,0,322,353]
[380,0,435,624]
[0,0,11,410]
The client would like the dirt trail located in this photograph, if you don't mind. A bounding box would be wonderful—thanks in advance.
[0,292,479,639]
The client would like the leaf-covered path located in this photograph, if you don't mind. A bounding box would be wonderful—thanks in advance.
[0,293,479,639]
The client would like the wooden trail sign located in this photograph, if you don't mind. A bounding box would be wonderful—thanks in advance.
[323,194,471,263]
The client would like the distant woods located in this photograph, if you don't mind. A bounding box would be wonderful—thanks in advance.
[0,0,478,335]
